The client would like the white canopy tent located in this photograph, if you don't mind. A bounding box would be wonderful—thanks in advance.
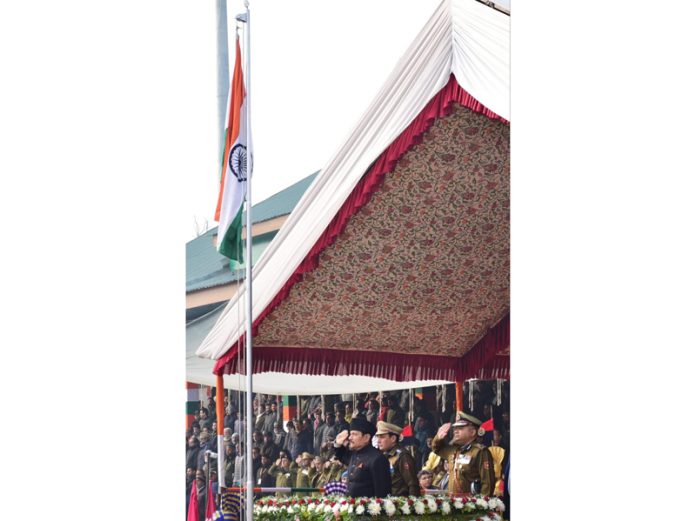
[196,0,510,368]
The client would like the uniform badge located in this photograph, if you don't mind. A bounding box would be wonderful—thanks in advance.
[478,427,486,436]
[457,454,472,465]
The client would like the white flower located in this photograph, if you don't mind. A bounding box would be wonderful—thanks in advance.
[426,498,438,513]
[384,500,396,516]
[414,501,425,515]
[476,498,489,509]
[348,505,354,514]
[400,504,411,515]
[307,503,316,512]
[340,504,349,513]
[453,498,464,510]
[367,501,382,516]
[356,505,365,515]
[464,501,475,512]
[441,501,451,515]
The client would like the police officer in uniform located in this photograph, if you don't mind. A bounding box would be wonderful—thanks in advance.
[375,421,420,496]
[334,417,391,498]
[294,452,316,496]
[431,412,495,496]
[267,454,297,497]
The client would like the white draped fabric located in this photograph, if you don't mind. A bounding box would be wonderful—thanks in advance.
[195,0,509,365]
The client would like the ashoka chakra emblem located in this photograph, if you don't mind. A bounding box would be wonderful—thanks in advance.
[229,144,247,182]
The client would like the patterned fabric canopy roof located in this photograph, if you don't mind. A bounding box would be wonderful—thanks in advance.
[255,104,508,358]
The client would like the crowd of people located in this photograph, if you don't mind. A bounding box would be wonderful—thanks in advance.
[185,381,510,519]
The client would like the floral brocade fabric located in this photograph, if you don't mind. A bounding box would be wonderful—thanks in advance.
[254,104,510,357]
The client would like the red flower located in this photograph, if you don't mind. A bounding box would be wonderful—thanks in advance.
[376,499,382,504]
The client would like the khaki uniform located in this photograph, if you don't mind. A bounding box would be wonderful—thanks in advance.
[294,465,316,497]
[328,460,344,482]
[268,463,298,497]
[431,437,495,496]
[384,446,420,496]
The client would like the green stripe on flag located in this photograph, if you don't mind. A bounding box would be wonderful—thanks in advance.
[186,402,199,415]
[219,206,244,263]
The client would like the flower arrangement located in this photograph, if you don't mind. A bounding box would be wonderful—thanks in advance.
[253,494,505,521]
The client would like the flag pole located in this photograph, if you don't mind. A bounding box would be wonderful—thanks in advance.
[240,2,254,520]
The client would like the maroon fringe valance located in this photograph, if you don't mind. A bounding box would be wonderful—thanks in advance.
[214,74,508,378]
[217,313,509,382]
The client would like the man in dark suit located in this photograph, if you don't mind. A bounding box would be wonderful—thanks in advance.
[333,417,391,498]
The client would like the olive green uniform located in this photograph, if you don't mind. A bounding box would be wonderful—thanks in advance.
[268,462,298,497]
[311,468,332,497]
[294,465,316,496]
[384,446,420,496]
[431,437,495,495]
[328,460,345,482]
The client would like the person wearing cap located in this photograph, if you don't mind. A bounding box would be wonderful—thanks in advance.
[268,453,298,497]
[375,421,420,496]
[310,456,329,496]
[294,452,316,496]
[432,412,495,496]
[333,416,391,498]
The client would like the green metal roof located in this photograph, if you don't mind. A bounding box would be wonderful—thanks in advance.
[242,171,318,224]
[186,171,318,293]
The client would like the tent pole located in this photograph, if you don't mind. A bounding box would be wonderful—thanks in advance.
[455,381,464,413]
[216,374,226,489]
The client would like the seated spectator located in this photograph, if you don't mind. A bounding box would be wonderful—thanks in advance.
[418,469,434,494]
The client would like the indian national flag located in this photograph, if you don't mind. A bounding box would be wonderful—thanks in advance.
[215,35,251,262]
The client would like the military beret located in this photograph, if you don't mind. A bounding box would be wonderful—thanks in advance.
[452,411,482,428]
[349,416,376,436]
[375,421,403,436]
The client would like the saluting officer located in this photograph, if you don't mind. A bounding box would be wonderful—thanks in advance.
[334,417,391,498]
[375,421,420,496]
[432,412,495,496]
